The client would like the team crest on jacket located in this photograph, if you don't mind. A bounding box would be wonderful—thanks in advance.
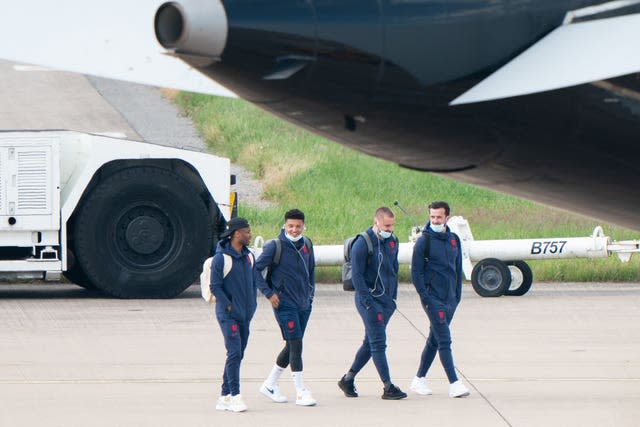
[389,241,396,248]
[451,239,457,247]
[302,245,308,254]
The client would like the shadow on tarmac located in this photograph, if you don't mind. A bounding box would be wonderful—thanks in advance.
[0,282,203,300]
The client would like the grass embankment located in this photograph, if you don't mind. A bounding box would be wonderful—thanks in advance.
[175,93,640,283]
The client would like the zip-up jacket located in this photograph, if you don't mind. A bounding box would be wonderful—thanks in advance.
[210,239,258,321]
[256,230,315,310]
[351,227,399,308]
[411,223,462,305]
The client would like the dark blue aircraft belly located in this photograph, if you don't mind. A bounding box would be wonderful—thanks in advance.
[204,0,640,229]
[221,0,595,91]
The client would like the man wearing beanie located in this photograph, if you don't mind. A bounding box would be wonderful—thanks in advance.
[211,217,258,412]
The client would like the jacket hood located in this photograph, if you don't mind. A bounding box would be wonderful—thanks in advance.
[215,238,249,258]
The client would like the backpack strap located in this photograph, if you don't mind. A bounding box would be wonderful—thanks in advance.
[302,236,312,252]
[223,252,254,278]
[272,239,282,266]
[359,232,373,255]
[222,254,232,278]
[272,236,311,263]
[344,232,374,262]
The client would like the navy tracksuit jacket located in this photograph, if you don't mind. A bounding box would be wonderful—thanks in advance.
[349,227,399,383]
[411,224,462,382]
[210,239,258,396]
[255,230,316,310]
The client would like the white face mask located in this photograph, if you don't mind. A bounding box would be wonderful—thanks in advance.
[285,232,303,242]
[378,230,393,239]
[430,223,446,233]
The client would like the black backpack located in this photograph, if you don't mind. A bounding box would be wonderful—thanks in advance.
[262,237,312,288]
[341,232,400,291]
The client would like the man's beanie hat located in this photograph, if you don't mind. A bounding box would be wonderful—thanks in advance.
[220,217,250,239]
[284,209,305,221]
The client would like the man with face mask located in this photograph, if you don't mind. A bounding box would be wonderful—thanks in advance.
[338,207,407,400]
[256,209,317,406]
[409,201,470,398]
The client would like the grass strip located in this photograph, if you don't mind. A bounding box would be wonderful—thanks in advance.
[176,93,640,283]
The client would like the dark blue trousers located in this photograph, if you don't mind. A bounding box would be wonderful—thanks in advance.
[216,312,251,396]
[274,301,312,340]
[417,300,458,383]
[350,298,395,384]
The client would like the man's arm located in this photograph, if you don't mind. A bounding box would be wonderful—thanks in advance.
[210,254,231,310]
[455,234,463,303]
[351,236,373,308]
[255,240,277,299]
[392,237,399,301]
[411,236,429,302]
[309,242,316,303]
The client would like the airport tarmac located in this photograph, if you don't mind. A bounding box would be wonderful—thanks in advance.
[0,282,639,427]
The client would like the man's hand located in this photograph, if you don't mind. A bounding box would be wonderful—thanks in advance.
[269,294,280,308]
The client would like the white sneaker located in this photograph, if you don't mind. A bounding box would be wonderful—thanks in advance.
[229,394,248,412]
[260,382,288,403]
[410,376,433,395]
[216,394,231,411]
[295,388,317,406]
[449,380,470,398]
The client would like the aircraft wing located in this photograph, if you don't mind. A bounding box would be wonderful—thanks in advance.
[451,12,640,105]
[0,0,236,97]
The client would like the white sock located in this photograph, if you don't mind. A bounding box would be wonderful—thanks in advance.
[292,371,305,392]
[265,364,285,387]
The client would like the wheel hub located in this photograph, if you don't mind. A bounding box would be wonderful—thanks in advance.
[479,266,503,291]
[125,215,165,255]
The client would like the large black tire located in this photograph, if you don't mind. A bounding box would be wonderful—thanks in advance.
[62,248,97,290]
[504,260,533,296]
[471,258,511,297]
[74,166,213,298]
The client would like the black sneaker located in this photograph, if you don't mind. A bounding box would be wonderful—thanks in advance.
[338,375,358,397]
[382,383,407,400]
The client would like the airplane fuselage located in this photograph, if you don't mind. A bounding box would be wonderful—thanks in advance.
[160,0,640,229]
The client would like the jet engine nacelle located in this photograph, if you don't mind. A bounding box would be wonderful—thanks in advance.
[155,0,228,59]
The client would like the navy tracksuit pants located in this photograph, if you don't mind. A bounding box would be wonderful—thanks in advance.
[350,298,396,383]
[216,312,251,396]
[417,300,458,383]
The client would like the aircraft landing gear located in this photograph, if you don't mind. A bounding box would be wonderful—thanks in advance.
[471,258,534,297]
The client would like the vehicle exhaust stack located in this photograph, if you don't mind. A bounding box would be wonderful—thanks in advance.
[154,0,228,59]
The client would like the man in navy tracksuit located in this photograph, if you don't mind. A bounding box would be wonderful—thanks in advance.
[210,217,258,412]
[338,207,407,400]
[410,201,470,398]
[256,209,317,406]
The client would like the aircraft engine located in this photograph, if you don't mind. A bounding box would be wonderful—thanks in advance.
[154,0,228,59]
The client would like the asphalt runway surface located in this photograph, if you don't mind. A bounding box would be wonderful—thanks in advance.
[0,282,639,427]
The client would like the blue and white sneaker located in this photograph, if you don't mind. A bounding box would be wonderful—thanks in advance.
[260,381,288,403]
